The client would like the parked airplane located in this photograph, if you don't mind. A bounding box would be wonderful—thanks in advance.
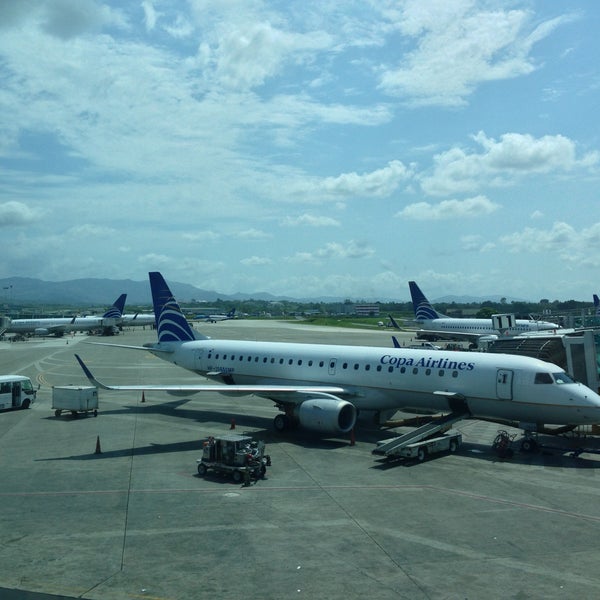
[195,308,236,323]
[409,281,559,348]
[120,312,155,328]
[5,294,127,337]
[75,272,600,443]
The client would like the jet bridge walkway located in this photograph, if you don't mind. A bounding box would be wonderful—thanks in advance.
[372,411,468,458]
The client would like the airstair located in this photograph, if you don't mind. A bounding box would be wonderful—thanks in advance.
[372,411,468,457]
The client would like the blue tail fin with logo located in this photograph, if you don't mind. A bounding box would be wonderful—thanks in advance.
[408,281,445,321]
[149,272,207,342]
[103,294,127,319]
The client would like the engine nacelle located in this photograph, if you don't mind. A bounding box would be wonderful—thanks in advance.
[34,328,51,336]
[295,398,357,434]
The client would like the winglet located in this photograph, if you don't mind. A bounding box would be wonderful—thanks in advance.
[594,294,600,316]
[74,354,112,390]
[392,335,401,348]
[388,314,401,330]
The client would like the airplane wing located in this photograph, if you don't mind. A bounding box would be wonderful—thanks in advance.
[74,354,349,397]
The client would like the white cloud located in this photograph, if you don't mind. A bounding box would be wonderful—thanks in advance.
[284,160,413,203]
[421,132,599,196]
[182,231,221,242]
[281,214,340,227]
[240,256,272,266]
[460,234,495,252]
[234,229,271,240]
[500,221,600,266]
[68,224,117,237]
[142,0,159,32]
[0,201,40,226]
[378,3,570,107]
[288,240,374,262]
[395,195,500,220]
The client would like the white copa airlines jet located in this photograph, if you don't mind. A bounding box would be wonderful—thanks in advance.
[409,281,560,348]
[74,272,600,438]
[120,312,155,328]
[6,294,127,337]
[196,308,236,323]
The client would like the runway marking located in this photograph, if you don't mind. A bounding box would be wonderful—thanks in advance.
[2,483,600,523]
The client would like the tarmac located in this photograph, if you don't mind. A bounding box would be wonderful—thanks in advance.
[1,321,600,600]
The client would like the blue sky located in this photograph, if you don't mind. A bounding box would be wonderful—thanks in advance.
[1,0,599,302]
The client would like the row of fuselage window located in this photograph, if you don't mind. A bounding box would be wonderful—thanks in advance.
[206,353,460,378]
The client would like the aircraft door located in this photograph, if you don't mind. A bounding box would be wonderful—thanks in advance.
[328,358,337,376]
[496,369,513,400]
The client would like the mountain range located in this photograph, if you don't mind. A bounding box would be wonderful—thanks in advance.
[0,277,525,307]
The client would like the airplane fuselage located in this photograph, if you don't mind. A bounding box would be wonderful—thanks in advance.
[418,317,558,337]
[6,316,111,336]
[151,339,600,426]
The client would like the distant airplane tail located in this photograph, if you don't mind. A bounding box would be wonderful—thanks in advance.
[103,294,127,319]
[594,294,600,316]
[149,272,207,342]
[409,281,443,321]
[228,308,236,318]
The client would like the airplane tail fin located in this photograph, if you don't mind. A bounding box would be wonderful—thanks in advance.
[594,294,600,316]
[409,281,443,320]
[103,294,127,319]
[149,272,208,342]
[228,308,236,318]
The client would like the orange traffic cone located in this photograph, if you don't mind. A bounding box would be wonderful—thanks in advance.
[230,418,236,430]
[141,391,146,403]
[349,428,355,446]
[95,435,102,454]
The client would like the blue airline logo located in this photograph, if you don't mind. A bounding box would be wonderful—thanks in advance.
[380,354,475,371]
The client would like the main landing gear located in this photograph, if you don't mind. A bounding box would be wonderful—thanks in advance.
[273,407,299,432]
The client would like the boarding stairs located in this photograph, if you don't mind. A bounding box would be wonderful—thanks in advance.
[372,411,468,457]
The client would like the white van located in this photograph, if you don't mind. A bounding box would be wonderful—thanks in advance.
[0,375,37,410]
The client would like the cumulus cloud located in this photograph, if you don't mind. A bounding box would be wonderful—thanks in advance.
[378,3,570,106]
[214,22,332,90]
[421,131,599,196]
[395,195,500,220]
[285,160,413,203]
[500,221,600,266]
[0,201,40,226]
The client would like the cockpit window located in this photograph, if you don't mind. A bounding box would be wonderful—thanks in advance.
[553,372,575,384]
[534,372,553,384]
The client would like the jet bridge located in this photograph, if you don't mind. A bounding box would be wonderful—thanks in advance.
[488,329,600,393]
[372,411,468,458]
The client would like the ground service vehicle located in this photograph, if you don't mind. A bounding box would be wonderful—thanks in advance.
[196,434,271,483]
[373,413,464,462]
[52,385,98,417]
[0,375,37,410]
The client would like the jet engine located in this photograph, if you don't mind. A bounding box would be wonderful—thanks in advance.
[34,328,51,336]
[295,398,357,434]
